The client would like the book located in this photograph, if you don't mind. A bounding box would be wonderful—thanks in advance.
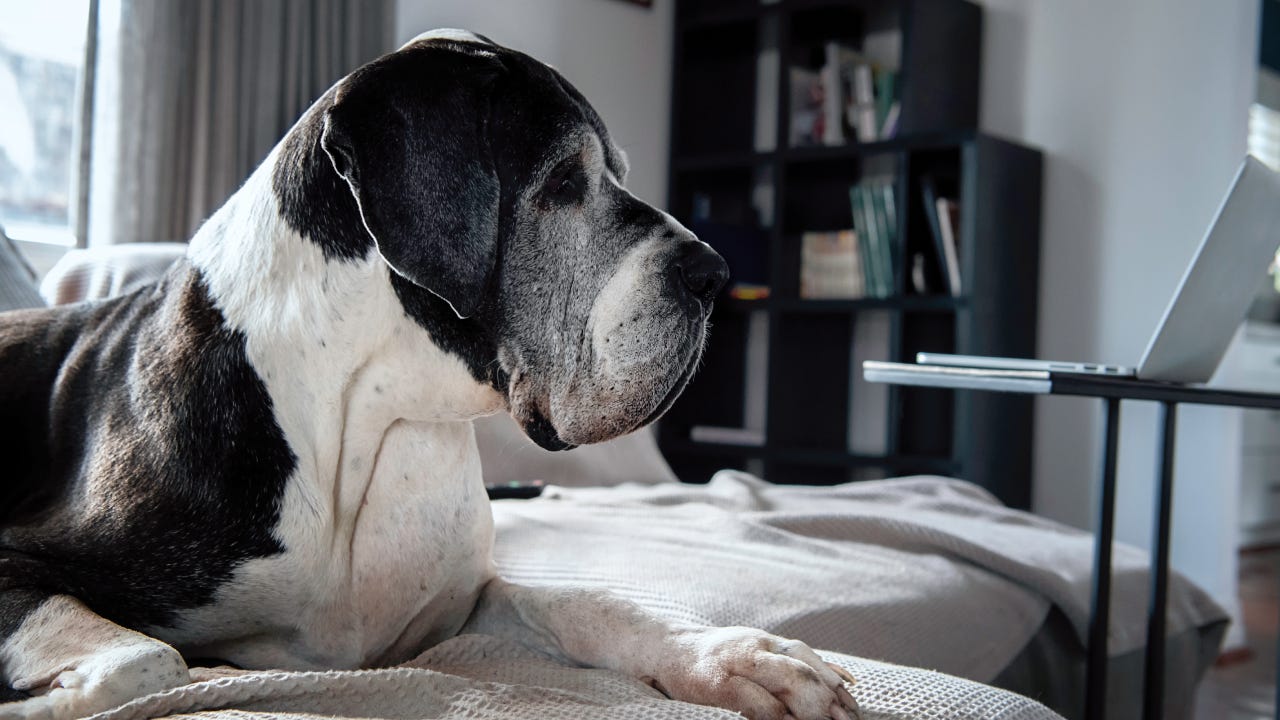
[849,181,897,298]
[851,63,878,143]
[754,21,780,151]
[788,66,822,146]
[920,175,955,295]
[728,284,770,301]
[821,42,845,146]
[848,186,878,297]
[847,186,878,297]
[872,180,896,295]
[880,101,900,139]
[936,197,962,295]
[800,230,863,299]
[874,69,896,131]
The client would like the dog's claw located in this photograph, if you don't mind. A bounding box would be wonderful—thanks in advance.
[826,662,857,686]
[832,680,861,720]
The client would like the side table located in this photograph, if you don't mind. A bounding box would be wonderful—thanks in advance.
[864,360,1280,720]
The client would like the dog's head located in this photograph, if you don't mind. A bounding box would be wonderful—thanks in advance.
[307,30,727,450]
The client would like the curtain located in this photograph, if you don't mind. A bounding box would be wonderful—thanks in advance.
[85,0,393,246]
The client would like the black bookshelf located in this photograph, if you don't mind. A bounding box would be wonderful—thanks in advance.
[659,0,1043,508]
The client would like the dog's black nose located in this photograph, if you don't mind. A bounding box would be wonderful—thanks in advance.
[674,243,729,303]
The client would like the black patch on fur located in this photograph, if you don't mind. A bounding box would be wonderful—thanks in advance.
[320,43,503,320]
[0,263,295,634]
[272,88,374,262]
[389,273,504,390]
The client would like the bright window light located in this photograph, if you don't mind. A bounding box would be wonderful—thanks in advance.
[0,0,92,246]
[1250,102,1280,171]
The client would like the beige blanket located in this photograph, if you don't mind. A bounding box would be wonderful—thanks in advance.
[494,473,1224,679]
[92,635,1061,720]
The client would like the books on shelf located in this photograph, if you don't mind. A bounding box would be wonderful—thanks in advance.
[920,175,962,296]
[729,284,770,301]
[795,177,899,300]
[800,230,861,299]
[848,178,897,298]
[789,66,822,147]
[790,42,900,147]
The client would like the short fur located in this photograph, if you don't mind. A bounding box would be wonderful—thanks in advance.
[0,31,861,720]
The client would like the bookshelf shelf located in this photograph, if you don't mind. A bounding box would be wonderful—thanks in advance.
[659,439,960,475]
[661,0,1042,508]
[722,296,965,313]
[672,133,983,173]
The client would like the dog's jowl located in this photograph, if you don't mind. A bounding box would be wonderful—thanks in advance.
[0,30,860,720]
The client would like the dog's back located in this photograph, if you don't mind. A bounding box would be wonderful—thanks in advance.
[0,296,109,523]
[0,262,296,631]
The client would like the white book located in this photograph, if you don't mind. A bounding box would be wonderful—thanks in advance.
[880,101,900,139]
[821,42,844,146]
[935,197,962,296]
[754,22,779,151]
[852,64,877,142]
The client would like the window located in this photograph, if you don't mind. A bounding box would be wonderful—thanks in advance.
[0,0,92,246]
[1250,102,1280,171]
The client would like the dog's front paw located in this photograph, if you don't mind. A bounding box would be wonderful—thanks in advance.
[3,641,189,720]
[646,627,860,720]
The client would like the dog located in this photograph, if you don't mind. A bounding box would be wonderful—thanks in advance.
[0,30,860,720]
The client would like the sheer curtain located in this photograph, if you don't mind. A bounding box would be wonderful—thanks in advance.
[84,0,392,246]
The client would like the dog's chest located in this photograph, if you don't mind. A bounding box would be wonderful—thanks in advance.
[166,421,495,669]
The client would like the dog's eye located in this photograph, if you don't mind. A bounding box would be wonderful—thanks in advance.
[542,158,587,206]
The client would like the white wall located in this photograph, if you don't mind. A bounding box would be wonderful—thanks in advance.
[395,0,673,209]
[979,0,1260,621]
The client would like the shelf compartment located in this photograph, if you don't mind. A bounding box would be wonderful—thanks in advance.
[765,313,854,452]
[675,20,761,156]
[894,311,956,457]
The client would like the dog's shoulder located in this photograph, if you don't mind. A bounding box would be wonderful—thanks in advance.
[0,261,298,631]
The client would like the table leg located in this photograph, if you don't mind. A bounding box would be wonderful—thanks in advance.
[1086,397,1121,720]
[1143,401,1178,720]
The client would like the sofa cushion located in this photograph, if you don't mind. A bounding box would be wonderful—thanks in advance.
[0,226,45,311]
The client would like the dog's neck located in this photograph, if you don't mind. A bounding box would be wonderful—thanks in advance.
[187,134,506,516]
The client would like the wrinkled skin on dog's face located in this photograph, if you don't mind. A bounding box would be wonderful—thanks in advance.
[322,33,727,449]
[488,85,719,449]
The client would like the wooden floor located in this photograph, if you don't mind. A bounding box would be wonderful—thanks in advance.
[1195,548,1279,718]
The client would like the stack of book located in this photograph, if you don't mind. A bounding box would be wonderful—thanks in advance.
[797,177,897,300]
[790,42,900,147]
[848,177,897,298]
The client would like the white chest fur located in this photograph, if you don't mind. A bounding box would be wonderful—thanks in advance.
[163,421,495,670]
[170,158,506,668]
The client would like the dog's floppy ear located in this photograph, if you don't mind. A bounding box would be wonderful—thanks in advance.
[321,45,502,319]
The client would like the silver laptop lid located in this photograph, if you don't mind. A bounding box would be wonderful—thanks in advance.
[1138,156,1280,382]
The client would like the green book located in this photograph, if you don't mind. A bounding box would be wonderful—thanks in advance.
[867,182,894,297]
[856,185,887,298]
[848,185,879,297]
[875,69,896,134]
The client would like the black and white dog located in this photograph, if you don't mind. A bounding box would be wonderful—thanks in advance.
[0,31,859,720]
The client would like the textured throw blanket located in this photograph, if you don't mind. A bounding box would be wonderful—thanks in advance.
[92,635,1060,720]
[61,473,1221,719]
[492,472,1225,678]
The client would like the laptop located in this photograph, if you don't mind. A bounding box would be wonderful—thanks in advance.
[917,155,1280,384]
